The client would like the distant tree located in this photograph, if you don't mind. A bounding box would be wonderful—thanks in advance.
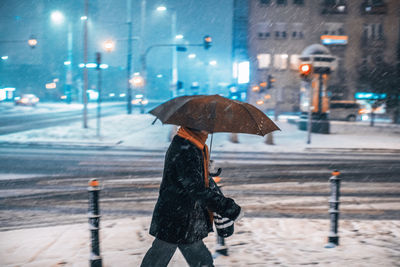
[358,61,400,124]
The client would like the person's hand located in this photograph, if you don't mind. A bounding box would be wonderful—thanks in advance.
[222,198,241,220]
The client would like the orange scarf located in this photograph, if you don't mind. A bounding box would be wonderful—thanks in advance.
[177,127,210,187]
[177,127,213,223]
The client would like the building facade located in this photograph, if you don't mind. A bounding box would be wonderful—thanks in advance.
[247,0,400,112]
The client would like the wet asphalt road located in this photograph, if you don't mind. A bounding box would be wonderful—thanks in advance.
[0,143,399,230]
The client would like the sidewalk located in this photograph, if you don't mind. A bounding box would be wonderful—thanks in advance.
[1,113,399,266]
[1,217,399,267]
[0,113,399,153]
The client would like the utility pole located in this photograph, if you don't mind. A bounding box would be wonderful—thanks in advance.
[140,0,146,99]
[66,23,73,104]
[126,0,133,114]
[139,0,146,59]
[83,0,89,128]
[171,11,177,97]
[96,52,102,138]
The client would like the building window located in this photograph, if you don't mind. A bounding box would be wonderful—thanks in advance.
[293,0,304,5]
[257,54,271,69]
[274,54,288,70]
[364,0,384,6]
[292,23,304,39]
[322,0,347,14]
[322,23,345,36]
[277,0,287,5]
[362,0,387,14]
[363,23,384,40]
[256,23,272,39]
[260,0,271,4]
[290,55,301,70]
[274,23,288,40]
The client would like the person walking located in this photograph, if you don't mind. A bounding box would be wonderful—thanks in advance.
[141,126,242,267]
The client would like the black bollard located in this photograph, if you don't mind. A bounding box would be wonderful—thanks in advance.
[88,178,102,267]
[325,170,341,248]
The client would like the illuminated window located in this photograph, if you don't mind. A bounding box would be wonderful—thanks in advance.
[290,54,301,70]
[257,54,271,69]
[274,54,288,70]
[322,0,347,14]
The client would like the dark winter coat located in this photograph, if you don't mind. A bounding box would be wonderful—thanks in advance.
[149,135,241,244]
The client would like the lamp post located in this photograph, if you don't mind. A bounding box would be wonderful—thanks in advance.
[156,6,178,97]
[126,0,134,114]
[50,10,74,105]
[83,0,89,128]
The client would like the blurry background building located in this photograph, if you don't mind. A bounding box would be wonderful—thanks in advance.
[247,0,400,113]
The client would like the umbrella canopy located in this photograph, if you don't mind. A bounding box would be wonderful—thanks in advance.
[149,95,280,136]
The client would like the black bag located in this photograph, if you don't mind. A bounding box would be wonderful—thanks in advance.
[209,177,235,238]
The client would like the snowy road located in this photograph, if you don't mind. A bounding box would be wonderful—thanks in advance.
[0,143,399,230]
[0,102,127,135]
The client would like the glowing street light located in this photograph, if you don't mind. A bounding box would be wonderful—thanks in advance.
[103,40,115,52]
[188,53,196,59]
[129,74,144,88]
[156,6,167,11]
[28,36,38,48]
[80,16,88,21]
[51,11,65,24]
[175,34,184,40]
[209,60,217,66]
[1,56,8,60]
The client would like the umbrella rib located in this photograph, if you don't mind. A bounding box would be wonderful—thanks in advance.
[237,101,265,136]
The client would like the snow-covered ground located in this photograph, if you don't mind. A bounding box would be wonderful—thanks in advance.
[1,109,399,266]
[1,112,399,153]
[0,217,399,267]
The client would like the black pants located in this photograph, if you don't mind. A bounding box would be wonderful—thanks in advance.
[141,238,214,267]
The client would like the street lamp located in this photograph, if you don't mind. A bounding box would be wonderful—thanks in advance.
[103,40,115,52]
[156,6,167,11]
[51,11,65,24]
[28,36,38,48]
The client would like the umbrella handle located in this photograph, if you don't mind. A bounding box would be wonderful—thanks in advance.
[209,168,222,177]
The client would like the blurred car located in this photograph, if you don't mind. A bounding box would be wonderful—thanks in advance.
[131,94,148,114]
[131,94,148,106]
[329,100,361,121]
[14,94,39,106]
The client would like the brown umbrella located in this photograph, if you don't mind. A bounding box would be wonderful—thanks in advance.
[149,94,280,136]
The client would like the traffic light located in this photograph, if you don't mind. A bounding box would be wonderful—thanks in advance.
[267,75,275,89]
[203,35,212,50]
[299,63,312,79]
[28,35,37,49]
